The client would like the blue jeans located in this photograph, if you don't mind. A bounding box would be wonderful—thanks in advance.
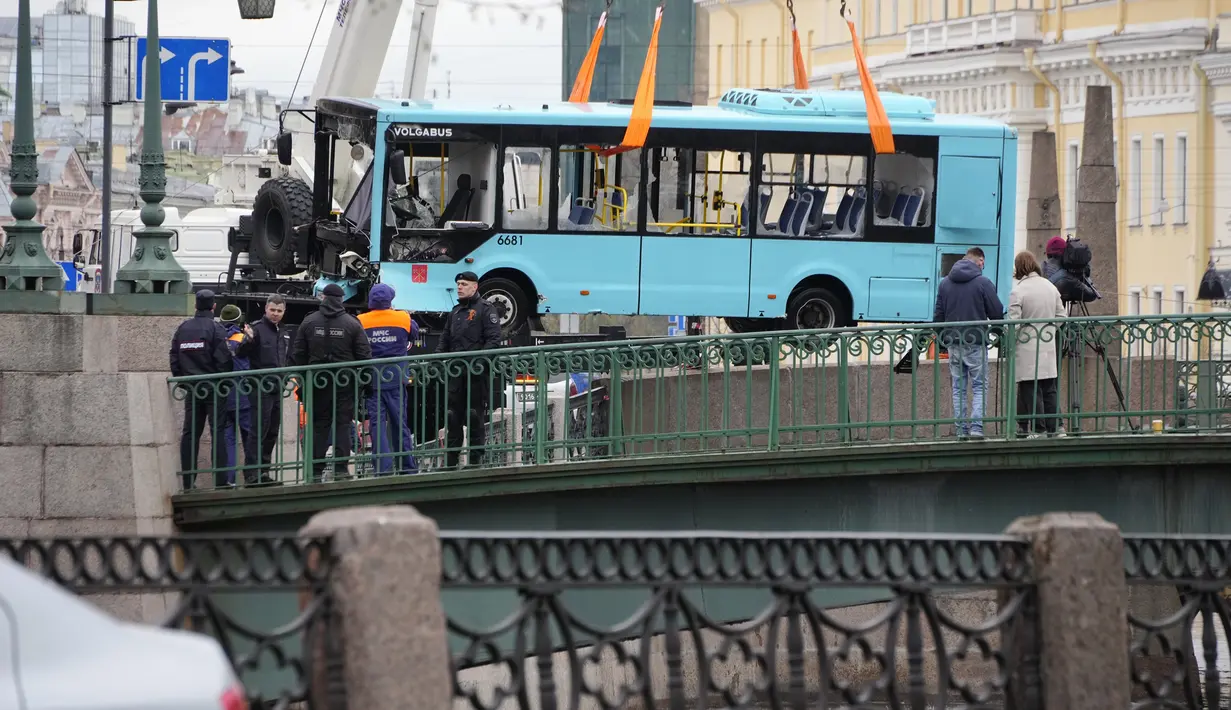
[221,405,252,485]
[948,344,988,436]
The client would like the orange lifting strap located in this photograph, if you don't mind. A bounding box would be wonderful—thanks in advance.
[787,0,807,90]
[598,3,664,158]
[841,0,894,154]
[568,0,612,102]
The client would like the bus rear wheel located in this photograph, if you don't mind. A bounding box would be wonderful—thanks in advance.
[786,287,847,331]
[480,277,531,336]
[251,176,312,276]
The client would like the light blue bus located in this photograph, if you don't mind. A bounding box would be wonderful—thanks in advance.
[249,87,1016,333]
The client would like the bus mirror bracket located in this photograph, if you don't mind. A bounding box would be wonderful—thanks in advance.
[389,150,409,185]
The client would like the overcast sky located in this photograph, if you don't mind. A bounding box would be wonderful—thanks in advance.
[29,0,563,102]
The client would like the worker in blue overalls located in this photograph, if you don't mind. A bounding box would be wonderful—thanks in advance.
[218,305,256,486]
[357,284,419,475]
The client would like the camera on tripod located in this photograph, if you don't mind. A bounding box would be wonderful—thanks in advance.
[1054,235,1100,305]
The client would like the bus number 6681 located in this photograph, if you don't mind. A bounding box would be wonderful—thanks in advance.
[496,235,523,246]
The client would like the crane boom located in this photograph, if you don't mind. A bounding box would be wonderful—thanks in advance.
[285,0,440,209]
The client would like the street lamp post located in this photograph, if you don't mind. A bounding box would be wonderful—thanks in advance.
[0,0,62,292]
[113,0,190,295]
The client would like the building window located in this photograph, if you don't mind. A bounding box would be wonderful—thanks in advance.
[1152,287,1164,315]
[715,45,723,94]
[891,0,898,33]
[1152,135,1165,225]
[1129,137,1142,226]
[1175,133,1188,224]
[1175,286,1187,314]
[1129,287,1142,316]
[1065,141,1079,231]
[874,0,881,36]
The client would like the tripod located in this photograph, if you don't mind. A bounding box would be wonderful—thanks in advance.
[1063,299,1138,432]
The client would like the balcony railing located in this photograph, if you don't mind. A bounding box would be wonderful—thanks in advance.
[905,9,1043,57]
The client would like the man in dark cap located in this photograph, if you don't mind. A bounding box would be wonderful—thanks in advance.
[169,289,234,490]
[290,283,372,482]
[436,271,502,469]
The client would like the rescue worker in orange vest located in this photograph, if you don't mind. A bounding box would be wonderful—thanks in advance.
[357,284,419,475]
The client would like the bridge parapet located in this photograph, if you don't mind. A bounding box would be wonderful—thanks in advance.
[168,315,1231,491]
[7,509,1228,709]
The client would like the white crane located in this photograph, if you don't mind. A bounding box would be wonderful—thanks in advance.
[285,0,441,210]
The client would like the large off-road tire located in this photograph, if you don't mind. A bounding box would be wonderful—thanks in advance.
[251,176,313,275]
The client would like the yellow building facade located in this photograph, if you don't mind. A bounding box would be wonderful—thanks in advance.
[696,0,1231,315]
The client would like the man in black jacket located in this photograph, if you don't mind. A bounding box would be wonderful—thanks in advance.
[236,294,289,484]
[436,271,503,469]
[170,289,234,489]
[290,284,372,482]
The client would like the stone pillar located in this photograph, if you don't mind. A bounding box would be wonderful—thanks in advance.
[1004,512,1129,709]
[299,506,452,710]
[1026,130,1062,258]
[1075,86,1120,316]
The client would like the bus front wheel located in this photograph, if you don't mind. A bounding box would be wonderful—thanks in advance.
[480,277,531,336]
[786,287,847,331]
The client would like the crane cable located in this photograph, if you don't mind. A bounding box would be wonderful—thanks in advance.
[839,0,895,154]
[787,0,807,90]
[568,0,613,102]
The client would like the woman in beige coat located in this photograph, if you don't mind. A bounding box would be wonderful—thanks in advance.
[1008,251,1067,437]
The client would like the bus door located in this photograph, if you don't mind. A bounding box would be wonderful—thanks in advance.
[932,146,1004,306]
[637,142,753,317]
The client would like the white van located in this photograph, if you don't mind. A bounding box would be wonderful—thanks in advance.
[80,207,252,292]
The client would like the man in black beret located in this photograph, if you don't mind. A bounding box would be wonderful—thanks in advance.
[436,271,502,469]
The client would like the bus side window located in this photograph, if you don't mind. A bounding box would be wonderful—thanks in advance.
[502,147,551,231]
[408,140,498,229]
[759,152,867,239]
[871,152,935,229]
[647,146,751,236]
[556,146,641,233]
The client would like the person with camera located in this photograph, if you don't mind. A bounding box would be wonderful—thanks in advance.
[1009,251,1067,438]
[934,247,1004,440]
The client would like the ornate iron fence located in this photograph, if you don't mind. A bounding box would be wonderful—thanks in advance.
[1124,535,1231,710]
[169,314,1231,492]
[440,532,1040,710]
[0,535,343,710]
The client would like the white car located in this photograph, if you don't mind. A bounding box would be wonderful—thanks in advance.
[0,555,246,710]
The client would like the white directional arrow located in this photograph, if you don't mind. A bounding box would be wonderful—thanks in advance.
[159,46,175,63]
[186,47,223,101]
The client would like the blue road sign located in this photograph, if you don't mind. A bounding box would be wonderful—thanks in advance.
[136,37,231,103]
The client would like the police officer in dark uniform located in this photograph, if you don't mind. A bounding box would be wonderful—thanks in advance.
[235,294,290,483]
[290,283,372,482]
[436,271,503,469]
[170,289,234,490]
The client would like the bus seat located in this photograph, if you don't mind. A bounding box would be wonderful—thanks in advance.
[890,189,910,221]
[769,193,800,233]
[789,191,814,236]
[903,187,925,226]
[610,191,625,208]
[436,174,475,227]
[845,188,867,233]
[803,187,827,233]
[828,189,855,232]
[756,187,772,227]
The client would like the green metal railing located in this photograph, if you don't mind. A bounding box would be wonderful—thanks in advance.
[168,315,1231,491]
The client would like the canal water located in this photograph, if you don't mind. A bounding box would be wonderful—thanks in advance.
[1191,614,1231,697]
